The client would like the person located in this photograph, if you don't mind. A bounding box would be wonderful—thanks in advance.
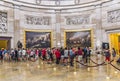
[18,48,22,61]
[0,49,3,63]
[77,47,83,62]
[112,48,116,60]
[64,47,69,65]
[35,48,39,60]
[47,48,53,63]
[104,48,111,62]
[86,47,91,63]
[38,48,42,58]
[69,47,74,66]
[3,49,8,61]
[42,48,46,61]
[10,48,15,61]
[26,48,31,61]
[14,48,18,62]
[22,48,27,61]
[60,47,64,64]
[55,49,61,64]
[82,47,87,63]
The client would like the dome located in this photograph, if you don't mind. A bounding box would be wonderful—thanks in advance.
[4,0,111,10]
[11,0,92,6]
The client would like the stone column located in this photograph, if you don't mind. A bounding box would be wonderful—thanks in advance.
[94,4,103,50]
[55,10,61,48]
[13,5,21,48]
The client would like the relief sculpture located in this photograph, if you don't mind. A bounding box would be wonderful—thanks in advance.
[25,15,50,25]
[108,9,120,23]
[0,12,7,32]
[65,15,90,25]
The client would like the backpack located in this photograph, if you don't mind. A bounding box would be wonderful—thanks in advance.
[105,51,110,57]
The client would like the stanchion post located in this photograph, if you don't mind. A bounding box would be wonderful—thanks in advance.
[106,60,110,79]
[74,57,77,75]
[37,57,41,69]
[67,57,70,71]
[87,56,90,71]
[52,55,57,72]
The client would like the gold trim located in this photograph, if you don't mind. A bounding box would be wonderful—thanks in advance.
[64,28,94,48]
[24,29,53,48]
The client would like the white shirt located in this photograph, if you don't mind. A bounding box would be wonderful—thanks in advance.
[22,50,26,55]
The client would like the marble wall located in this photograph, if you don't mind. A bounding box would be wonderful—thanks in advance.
[0,2,14,48]
[0,0,120,49]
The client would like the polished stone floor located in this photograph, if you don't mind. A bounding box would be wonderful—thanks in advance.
[0,55,120,81]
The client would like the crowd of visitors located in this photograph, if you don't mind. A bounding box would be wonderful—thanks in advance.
[0,47,119,66]
[0,47,91,65]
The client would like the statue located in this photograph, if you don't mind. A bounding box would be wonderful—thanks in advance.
[17,40,23,48]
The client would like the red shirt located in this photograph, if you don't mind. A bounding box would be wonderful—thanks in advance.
[55,50,61,58]
[36,50,39,55]
[27,50,31,55]
[78,49,82,55]
[42,49,46,56]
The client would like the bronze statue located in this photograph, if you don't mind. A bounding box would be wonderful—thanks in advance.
[17,41,23,48]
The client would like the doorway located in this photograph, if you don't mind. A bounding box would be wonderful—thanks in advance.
[0,37,11,50]
[109,33,120,55]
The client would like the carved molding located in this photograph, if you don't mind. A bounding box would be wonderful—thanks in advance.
[65,15,90,25]
[0,12,7,32]
[107,9,120,23]
[74,0,80,4]
[36,0,41,5]
[25,15,51,25]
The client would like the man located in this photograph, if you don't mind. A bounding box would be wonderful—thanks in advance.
[14,48,18,62]
[22,48,27,61]
[0,49,3,63]
[69,48,74,66]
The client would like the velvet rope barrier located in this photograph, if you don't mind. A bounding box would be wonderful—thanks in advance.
[76,59,114,67]
[90,58,106,65]
[110,62,120,71]
[76,61,105,67]
[90,57,114,65]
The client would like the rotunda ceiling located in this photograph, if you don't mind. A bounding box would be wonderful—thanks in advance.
[6,0,102,6]
[2,0,113,10]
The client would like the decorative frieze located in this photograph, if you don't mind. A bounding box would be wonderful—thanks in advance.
[107,9,120,23]
[0,12,7,32]
[65,15,90,25]
[25,15,51,25]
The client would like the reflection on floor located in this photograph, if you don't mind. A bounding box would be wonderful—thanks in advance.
[0,55,120,81]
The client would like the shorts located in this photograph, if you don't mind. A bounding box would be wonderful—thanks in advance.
[64,57,68,59]
[106,57,110,61]
[78,55,82,61]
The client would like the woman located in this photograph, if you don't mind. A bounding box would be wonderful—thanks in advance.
[105,48,111,62]
[55,49,61,64]
[64,47,69,65]
[77,47,83,62]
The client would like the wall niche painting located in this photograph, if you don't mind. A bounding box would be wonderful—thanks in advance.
[64,29,92,48]
[24,30,52,48]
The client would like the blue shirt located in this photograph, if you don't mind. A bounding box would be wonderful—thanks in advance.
[69,50,74,56]
[0,50,2,55]
[3,50,7,54]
